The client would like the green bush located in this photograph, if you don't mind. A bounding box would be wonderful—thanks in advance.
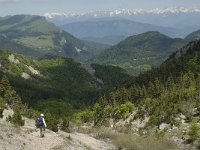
[0,97,7,118]
[45,114,59,132]
[76,110,94,123]
[113,102,134,120]
[61,117,70,132]
[188,122,200,143]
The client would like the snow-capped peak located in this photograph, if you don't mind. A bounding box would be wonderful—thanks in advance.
[43,7,200,19]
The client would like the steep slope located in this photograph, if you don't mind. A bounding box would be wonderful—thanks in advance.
[0,49,100,113]
[60,18,178,45]
[82,40,110,56]
[91,64,131,90]
[0,15,96,60]
[93,39,200,127]
[92,31,186,75]
[185,29,200,42]
[83,39,200,150]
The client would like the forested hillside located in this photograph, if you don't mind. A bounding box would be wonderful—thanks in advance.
[185,29,200,42]
[90,39,200,128]
[91,31,186,75]
[0,50,102,121]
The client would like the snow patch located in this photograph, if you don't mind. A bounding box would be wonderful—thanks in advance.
[43,7,200,19]
[8,54,20,64]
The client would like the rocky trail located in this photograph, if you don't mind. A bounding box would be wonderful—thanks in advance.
[0,109,116,150]
[0,118,116,150]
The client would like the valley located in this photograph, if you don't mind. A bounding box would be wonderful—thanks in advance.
[1,7,200,149]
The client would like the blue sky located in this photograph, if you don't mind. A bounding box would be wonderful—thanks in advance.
[0,0,200,16]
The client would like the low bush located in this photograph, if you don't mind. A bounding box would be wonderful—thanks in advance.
[0,97,7,118]
[188,121,200,143]
[76,110,94,123]
[61,117,70,133]
[113,102,134,120]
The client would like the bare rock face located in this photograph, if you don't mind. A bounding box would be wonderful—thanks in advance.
[159,123,170,130]
[114,111,137,128]
[131,116,150,132]
[21,72,31,79]
[8,54,20,64]
[114,111,150,132]
[26,65,40,75]
[2,107,14,120]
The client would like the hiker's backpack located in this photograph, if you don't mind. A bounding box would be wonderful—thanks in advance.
[36,117,44,127]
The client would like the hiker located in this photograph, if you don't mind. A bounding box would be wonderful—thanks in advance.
[37,114,47,137]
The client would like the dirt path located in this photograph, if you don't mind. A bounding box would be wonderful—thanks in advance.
[0,116,116,150]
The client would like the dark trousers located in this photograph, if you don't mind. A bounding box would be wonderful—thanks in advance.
[39,125,45,137]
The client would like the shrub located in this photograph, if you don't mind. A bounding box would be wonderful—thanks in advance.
[77,110,94,123]
[0,97,7,118]
[113,102,134,120]
[188,122,200,143]
[61,117,70,132]
[45,114,59,132]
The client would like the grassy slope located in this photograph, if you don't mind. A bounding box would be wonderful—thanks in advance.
[0,15,100,61]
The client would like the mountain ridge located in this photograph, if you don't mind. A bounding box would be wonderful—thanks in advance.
[0,15,99,61]
[60,18,178,42]
[43,7,200,19]
[91,31,186,75]
[185,29,200,42]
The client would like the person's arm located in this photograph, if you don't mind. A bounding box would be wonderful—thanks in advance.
[43,118,47,127]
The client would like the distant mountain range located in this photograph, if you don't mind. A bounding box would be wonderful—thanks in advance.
[60,18,178,45]
[91,31,186,75]
[0,15,102,61]
[1,14,200,77]
[44,8,200,45]
[44,7,200,38]
[43,7,200,25]
[82,35,127,45]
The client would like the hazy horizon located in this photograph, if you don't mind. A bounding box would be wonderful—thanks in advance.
[0,0,200,16]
